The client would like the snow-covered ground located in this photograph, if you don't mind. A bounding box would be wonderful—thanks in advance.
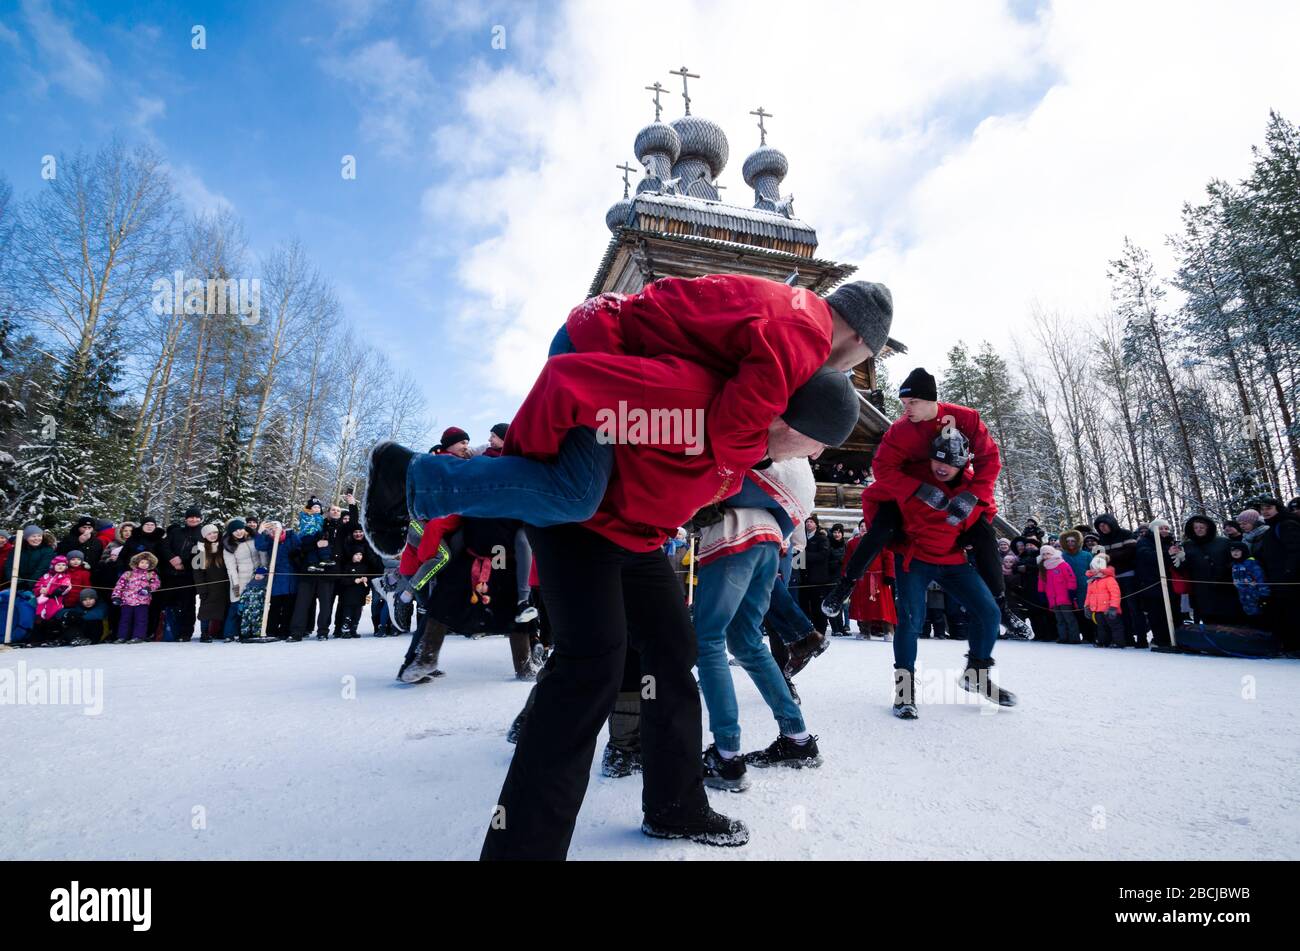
[2,628,1297,860]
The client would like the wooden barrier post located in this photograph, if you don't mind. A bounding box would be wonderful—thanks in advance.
[4,529,23,645]
[260,525,282,639]
[687,535,696,607]
[1150,519,1178,648]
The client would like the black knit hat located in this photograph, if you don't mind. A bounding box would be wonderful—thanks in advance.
[184,505,202,519]
[899,367,938,402]
[781,366,859,447]
[225,518,247,535]
[440,426,470,448]
[824,281,893,356]
[490,422,509,440]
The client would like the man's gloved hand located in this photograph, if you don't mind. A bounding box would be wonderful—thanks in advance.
[945,491,979,526]
[821,577,856,617]
[913,483,948,511]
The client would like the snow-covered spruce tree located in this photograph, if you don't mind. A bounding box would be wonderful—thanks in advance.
[202,404,254,524]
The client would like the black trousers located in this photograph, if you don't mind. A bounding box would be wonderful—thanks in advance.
[481,523,708,861]
[335,591,367,633]
[267,594,294,638]
[291,577,336,636]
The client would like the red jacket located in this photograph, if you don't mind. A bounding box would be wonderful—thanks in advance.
[862,468,984,568]
[869,403,1001,516]
[1084,566,1122,613]
[505,352,739,551]
[564,275,834,471]
[64,565,93,607]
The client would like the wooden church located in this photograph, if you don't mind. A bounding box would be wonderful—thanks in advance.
[591,70,905,522]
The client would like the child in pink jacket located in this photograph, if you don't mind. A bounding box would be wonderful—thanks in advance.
[112,551,161,643]
[1037,545,1081,644]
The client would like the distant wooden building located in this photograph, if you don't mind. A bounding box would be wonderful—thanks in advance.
[591,77,904,523]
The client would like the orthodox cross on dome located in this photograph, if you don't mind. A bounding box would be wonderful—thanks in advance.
[670,65,699,116]
[644,81,667,122]
[616,161,637,198]
[750,106,773,146]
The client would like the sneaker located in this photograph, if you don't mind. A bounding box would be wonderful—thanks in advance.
[701,744,750,791]
[744,734,822,769]
[397,656,444,684]
[316,633,329,641]
[601,743,643,778]
[392,597,414,634]
[641,806,749,847]
[69,637,93,647]
[514,598,539,624]
[530,642,547,668]
[783,629,829,677]
[361,441,416,558]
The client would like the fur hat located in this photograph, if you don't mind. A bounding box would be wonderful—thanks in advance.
[825,281,893,356]
[1060,529,1084,550]
[130,551,158,570]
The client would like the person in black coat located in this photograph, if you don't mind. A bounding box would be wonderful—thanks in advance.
[1180,515,1241,625]
[163,506,206,640]
[56,516,105,567]
[826,523,848,634]
[333,525,381,637]
[797,518,832,634]
[1135,519,1181,646]
[1255,498,1300,652]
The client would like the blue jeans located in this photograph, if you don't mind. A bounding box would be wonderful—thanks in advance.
[893,554,1000,670]
[695,542,804,753]
[407,427,614,526]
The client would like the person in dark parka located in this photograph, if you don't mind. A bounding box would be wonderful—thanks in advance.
[1180,515,1241,625]
[1254,498,1300,652]
[1135,519,1181,646]
[1094,513,1148,647]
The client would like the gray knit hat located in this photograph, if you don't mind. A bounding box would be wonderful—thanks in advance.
[782,366,860,447]
[22,523,43,540]
[67,549,85,561]
[825,281,893,356]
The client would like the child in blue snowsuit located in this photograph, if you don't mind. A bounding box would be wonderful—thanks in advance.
[1229,541,1269,618]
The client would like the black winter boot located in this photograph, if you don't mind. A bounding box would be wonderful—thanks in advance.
[959,656,1018,707]
[641,805,749,847]
[893,667,919,719]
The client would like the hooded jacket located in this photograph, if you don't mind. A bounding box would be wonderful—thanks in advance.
[1084,564,1122,613]
[1255,510,1300,589]
[1037,548,1078,608]
[1180,516,1239,620]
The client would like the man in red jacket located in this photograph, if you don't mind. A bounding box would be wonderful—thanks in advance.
[862,427,1018,718]
[806,367,1026,672]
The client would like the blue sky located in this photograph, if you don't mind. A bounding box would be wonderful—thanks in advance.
[3,0,1299,444]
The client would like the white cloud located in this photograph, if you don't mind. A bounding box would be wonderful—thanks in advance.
[167,164,233,217]
[131,95,166,130]
[20,0,106,101]
[323,39,438,157]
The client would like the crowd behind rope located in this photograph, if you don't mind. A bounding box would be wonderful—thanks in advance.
[783,497,1300,654]
[0,493,408,647]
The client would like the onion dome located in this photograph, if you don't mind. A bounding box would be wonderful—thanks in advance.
[634,121,681,181]
[605,196,634,232]
[669,115,729,180]
[742,144,788,204]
